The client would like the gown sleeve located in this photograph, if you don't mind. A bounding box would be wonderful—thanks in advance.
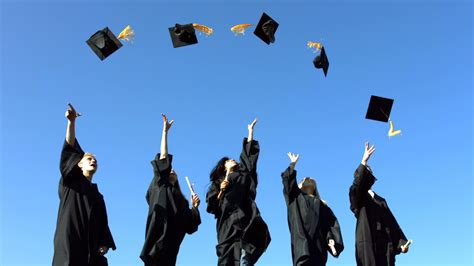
[206,183,220,217]
[98,201,117,251]
[323,204,344,257]
[349,164,376,216]
[281,166,300,205]
[184,207,202,234]
[150,153,173,185]
[381,198,408,254]
[239,138,260,175]
[59,138,85,184]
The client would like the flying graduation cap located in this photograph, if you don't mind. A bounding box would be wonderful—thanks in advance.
[365,95,403,137]
[253,12,279,44]
[86,25,134,61]
[169,23,214,48]
[365,95,394,122]
[312,45,330,77]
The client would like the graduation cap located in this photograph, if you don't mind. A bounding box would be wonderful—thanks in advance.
[253,12,279,44]
[313,46,329,77]
[86,26,134,61]
[86,27,123,61]
[169,23,198,48]
[365,95,394,122]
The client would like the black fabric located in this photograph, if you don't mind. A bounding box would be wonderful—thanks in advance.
[53,139,116,266]
[282,167,344,266]
[349,164,408,266]
[140,154,201,266]
[206,138,271,266]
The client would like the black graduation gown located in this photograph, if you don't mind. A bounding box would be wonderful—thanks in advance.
[140,154,201,266]
[349,164,409,266]
[53,139,116,266]
[206,138,271,266]
[282,166,344,266]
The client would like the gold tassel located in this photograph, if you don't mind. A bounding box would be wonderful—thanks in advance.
[230,23,253,35]
[307,41,322,52]
[193,23,214,36]
[117,25,135,42]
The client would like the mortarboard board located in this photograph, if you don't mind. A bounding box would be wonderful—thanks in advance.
[253,12,279,45]
[365,95,394,123]
[313,46,329,77]
[86,27,123,61]
[169,23,198,48]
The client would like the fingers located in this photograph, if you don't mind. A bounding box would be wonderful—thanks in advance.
[67,103,75,112]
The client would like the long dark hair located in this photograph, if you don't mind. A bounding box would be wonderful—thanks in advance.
[210,157,230,183]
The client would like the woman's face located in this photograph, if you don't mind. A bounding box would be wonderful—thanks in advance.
[300,178,316,195]
[169,169,178,185]
[224,159,238,171]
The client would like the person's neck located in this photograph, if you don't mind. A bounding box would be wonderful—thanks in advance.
[82,171,94,182]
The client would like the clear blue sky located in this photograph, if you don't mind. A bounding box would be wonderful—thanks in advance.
[1,0,472,265]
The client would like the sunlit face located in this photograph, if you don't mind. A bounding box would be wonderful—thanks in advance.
[78,154,98,174]
[169,169,178,185]
[225,159,238,171]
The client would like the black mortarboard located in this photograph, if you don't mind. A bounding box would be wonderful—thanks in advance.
[313,46,329,77]
[365,95,394,122]
[86,27,123,61]
[253,12,279,45]
[169,23,198,48]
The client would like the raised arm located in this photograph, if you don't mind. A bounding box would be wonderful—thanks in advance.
[282,152,301,205]
[151,114,174,184]
[349,142,376,215]
[65,103,80,146]
[240,118,260,173]
[60,103,84,182]
[160,113,174,160]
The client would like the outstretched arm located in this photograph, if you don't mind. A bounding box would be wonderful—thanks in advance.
[159,113,174,160]
[282,152,300,205]
[65,103,80,146]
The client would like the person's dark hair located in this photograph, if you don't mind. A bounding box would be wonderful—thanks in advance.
[210,157,230,183]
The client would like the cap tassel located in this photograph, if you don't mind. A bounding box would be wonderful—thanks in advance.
[230,24,253,35]
[307,41,322,53]
[193,23,214,36]
[117,25,135,42]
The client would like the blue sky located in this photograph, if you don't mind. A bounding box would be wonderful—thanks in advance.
[1,0,472,265]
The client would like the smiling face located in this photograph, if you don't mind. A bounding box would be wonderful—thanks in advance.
[78,153,98,174]
[224,159,238,171]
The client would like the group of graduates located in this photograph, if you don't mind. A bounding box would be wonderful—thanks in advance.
[52,104,411,266]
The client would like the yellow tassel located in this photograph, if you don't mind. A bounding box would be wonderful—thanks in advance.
[307,41,322,52]
[388,120,402,137]
[230,23,253,35]
[117,25,135,42]
[193,23,214,36]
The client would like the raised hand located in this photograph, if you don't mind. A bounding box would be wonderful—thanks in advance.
[287,152,300,165]
[162,113,174,132]
[361,142,376,166]
[191,194,201,208]
[247,118,258,142]
[65,103,81,121]
[248,118,258,132]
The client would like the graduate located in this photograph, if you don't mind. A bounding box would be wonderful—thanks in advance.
[53,104,116,266]
[206,119,271,266]
[140,114,201,266]
[281,152,344,266]
[349,142,411,266]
